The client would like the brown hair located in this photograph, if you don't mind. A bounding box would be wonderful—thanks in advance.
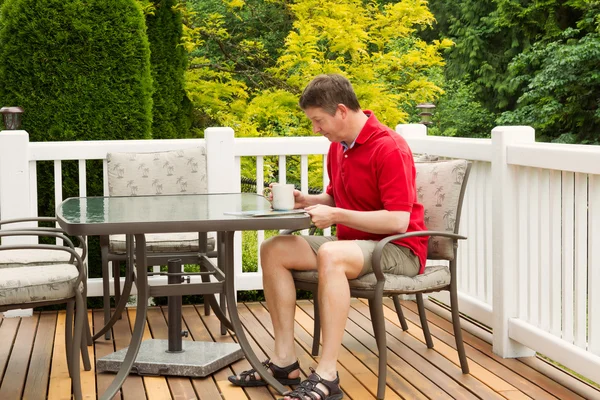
[298,74,361,115]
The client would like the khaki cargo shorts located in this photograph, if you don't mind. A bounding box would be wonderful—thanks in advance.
[300,236,420,278]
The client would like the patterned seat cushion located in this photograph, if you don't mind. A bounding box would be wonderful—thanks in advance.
[292,264,450,293]
[107,147,207,196]
[415,159,468,260]
[109,233,216,254]
[0,247,84,269]
[0,264,79,305]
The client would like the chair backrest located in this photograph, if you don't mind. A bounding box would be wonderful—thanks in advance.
[107,147,207,196]
[415,159,471,260]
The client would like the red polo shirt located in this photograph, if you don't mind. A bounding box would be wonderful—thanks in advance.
[325,111,428,273]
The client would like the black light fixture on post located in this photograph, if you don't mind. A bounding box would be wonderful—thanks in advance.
[0,106,24,130]
[416,103,435,126]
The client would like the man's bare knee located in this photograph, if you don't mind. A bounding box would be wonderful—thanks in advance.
[261,235,317,271]
[316,241,363,279]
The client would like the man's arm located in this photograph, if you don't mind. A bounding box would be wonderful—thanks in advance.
[295,191,335,209]
[306,205,410,235]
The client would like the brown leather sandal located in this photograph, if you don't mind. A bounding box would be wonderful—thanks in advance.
[228,359,301,387]
[279,367,343,400]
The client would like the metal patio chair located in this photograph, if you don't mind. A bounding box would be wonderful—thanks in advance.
[291,159,472,400]
[0,228,91,400]
[100,146,216,339]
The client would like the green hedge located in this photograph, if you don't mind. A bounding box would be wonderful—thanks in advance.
[0,0,153,308]
[146,0,191,139]
[0,0,152,141]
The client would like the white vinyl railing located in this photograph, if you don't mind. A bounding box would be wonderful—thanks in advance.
[0,124,599,386]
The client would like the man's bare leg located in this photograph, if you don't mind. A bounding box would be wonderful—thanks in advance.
[234,235,318,381]
[283,240,363,399]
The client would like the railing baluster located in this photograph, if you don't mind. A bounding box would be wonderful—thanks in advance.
[589,174,600,356]
[562,171,575,344]
[574,172,588,348]
[54,160,63,245]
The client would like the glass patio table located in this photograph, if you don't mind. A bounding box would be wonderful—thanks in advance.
[57,192,311,400]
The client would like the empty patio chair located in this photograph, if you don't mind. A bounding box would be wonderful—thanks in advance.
[0,229,90,400]
[291,159,471,400]
[100,147,216,339]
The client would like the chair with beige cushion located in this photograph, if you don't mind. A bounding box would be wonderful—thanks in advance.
[0,228,90,400]
[100,147,216,340]
[292,159,471,400]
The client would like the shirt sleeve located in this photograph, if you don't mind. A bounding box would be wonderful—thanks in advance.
[377,148,415,212]
[325,144,335,198]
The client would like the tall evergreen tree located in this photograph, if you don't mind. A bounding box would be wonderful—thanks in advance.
[146,0,191,138]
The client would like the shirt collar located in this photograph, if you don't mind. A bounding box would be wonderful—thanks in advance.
[354,110,379,145]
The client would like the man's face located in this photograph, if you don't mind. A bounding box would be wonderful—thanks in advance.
[304,106,345,142]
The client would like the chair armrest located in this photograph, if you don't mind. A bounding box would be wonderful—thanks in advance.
[0,230,86,285]
[0,217,87,261]
[371,231,467,281]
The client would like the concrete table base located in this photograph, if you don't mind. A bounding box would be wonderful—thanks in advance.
[96,339,244,377]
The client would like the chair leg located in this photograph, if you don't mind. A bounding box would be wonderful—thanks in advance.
[65,301,74,377]
[368,297,387,400]
[71,293,85,400]
[416,294,434,349]
[81,330,92,371]
[450,288,469,373]
[101,249,111,340]
[113,261,121,317]
[81,280,93,346]
[312,290,320,356]
[392,295,408,331]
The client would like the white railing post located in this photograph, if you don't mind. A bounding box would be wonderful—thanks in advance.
[491,126,536,357]
[395,123,427,139]
[205,127,236,193]
[0,130,34,317]
[0,130,33,236]
[205,127,241,302]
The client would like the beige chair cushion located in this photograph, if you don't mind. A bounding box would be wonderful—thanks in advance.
[109,233,216,254]
[0,247,84,269]
[292,264,450,293]
[416,159,468,260]
[0,264,79,305]
[107,147,207,196]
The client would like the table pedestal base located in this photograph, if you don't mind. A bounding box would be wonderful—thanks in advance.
[96,339,243,377]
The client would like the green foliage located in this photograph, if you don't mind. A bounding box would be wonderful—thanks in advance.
[428,80,496,138]
[0,0,153,286]
[185,0,449,184]
[146,0,192,139]
[497,29,600,144]
[0,0,152,141]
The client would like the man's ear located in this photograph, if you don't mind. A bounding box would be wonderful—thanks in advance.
[337,103,349,118]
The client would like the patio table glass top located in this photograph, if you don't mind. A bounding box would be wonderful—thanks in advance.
[57,192,309,235]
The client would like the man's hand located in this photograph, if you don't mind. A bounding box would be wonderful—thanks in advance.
[293,189,307,209]
[305,204,337,229]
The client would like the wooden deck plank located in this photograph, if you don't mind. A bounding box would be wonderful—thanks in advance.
[293,301,415,400]
[253,301,377,400]
[297,300,473,400]
[22,312,57,400]
[93,309,121,400]
[0,313,38,400]
[369,299,519,394]
[198,305,255,400]
[146,307,198,400]
[400,299,588,400]
[0,317,20,386]
[81,310,97,400]
[350,300,506,399]
[126,307,172,400]
[181,305,229,400]
[2,299,596,400]
[47,311,72,400]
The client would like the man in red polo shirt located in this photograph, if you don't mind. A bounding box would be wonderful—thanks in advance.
[229,74,427,400]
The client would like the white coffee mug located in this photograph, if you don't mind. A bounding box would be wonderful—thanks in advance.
[264,183,295,210]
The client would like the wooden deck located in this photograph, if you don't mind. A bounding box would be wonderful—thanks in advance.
[1,298,598,400]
